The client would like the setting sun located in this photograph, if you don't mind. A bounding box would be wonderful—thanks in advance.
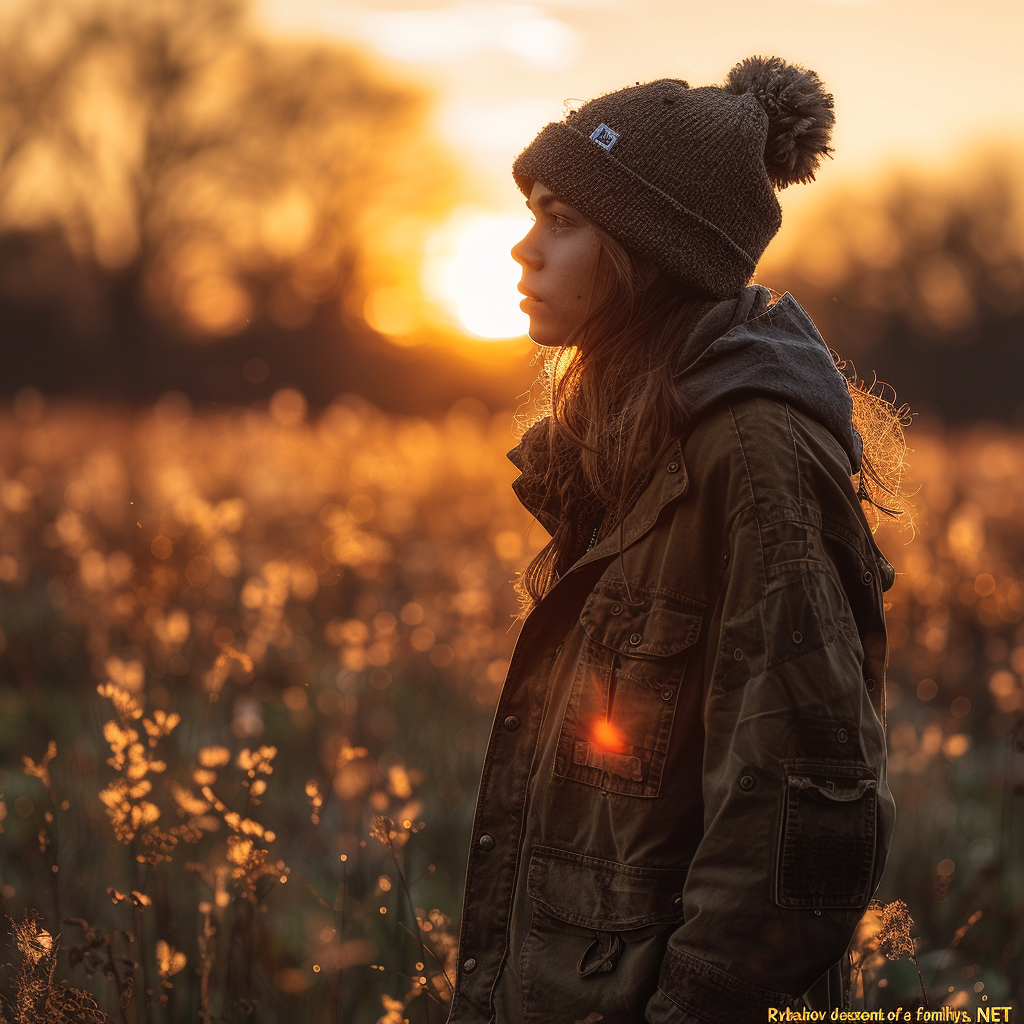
[423,208,533,340]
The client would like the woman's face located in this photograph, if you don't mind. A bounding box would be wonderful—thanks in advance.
[511,180,603,347]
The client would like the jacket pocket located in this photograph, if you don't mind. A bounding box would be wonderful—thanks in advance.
[774,760,878,910]
[519,846,689,1024]
[554,588,703,798]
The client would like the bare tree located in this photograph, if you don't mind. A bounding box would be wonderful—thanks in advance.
[0,0,457,394]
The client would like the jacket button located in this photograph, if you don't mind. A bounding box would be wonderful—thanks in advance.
[503,716,519,731]
[610,603,623,615]
[739,774,755,791]
[671,893,683,908]
[555,643,564,656]
[661,688,673,701]
[837,728,849,743]
[478,834,495,852]
[733,648,743,661]
[462,957,477,973]
[792,631,802,643]
[629,632,642,645]
[862,570,873,585]
[865,678,876,691]
[667,462,679,474]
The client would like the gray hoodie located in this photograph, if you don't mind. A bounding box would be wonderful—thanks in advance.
[675,285,862,475]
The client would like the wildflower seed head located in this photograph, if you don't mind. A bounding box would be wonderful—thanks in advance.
[874,898,917,960]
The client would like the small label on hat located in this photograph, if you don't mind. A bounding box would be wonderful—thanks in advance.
[589,123,619,151]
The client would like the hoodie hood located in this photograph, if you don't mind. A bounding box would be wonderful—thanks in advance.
[507,284,862,539]
[676,284,862,473]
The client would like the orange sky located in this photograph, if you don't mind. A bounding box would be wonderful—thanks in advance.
[260,0,1024,223]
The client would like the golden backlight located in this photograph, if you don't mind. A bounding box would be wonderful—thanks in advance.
[422,208,534,340]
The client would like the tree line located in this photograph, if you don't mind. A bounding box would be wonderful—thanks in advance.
[1,0,1022,421]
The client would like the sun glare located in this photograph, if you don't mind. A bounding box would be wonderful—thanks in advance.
[423,208,532,340]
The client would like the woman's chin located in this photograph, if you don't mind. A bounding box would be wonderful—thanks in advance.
[525,318,564,348]
[528,332,560,348]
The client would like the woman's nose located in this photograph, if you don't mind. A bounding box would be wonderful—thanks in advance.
[511,228,539,269]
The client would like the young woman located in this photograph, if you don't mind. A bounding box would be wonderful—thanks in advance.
[448,57,904,1024]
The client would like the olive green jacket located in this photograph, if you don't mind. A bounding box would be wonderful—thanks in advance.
[447,388,895,1024]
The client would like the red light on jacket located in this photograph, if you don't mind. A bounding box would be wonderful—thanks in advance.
[592,719,626,753]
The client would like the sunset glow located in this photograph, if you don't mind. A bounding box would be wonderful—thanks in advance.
[423,209,532,340]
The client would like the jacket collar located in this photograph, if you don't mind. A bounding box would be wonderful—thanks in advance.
[507,434,688,574]
[507,440,560,536]
[567,440,688,575]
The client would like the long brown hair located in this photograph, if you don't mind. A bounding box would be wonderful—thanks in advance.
[513,225,912,614]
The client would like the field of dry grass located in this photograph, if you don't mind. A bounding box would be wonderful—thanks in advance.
[0,391,1020,1021]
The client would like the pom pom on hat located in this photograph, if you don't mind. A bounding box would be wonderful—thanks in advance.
[725,55,835,189]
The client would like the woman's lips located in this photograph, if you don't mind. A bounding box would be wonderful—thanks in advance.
[518,286,542,310]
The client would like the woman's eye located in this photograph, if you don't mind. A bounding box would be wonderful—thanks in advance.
[550,214,570,230]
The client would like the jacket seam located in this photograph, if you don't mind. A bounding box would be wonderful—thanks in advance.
[725,396,876,568]
[785,402,803,511]
[726,402,756,518]
[655,985,711,1023]
[738,505,876,571]
[726,402,766,597]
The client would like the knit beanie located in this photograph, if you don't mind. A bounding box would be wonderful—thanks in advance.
[512,56,834,299]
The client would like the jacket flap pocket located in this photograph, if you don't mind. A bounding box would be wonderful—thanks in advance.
[527,845,689,930]
[775,760,878,910]
[580,590,703,658]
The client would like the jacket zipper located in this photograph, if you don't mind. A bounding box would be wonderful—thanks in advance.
[585,524,599,553]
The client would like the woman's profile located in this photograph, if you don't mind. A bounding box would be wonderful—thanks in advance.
[447,56,905,1024]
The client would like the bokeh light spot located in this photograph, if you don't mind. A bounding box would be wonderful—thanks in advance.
[950,696,971,718]
[243,358,269,384]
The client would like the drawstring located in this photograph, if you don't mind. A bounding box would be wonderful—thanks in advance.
[577,931,623,977]
[582,466,651,610]
[578,515,641,608]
